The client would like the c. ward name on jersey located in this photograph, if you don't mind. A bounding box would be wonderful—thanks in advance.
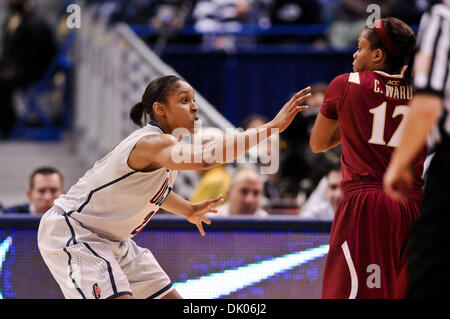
[374,79,413,100]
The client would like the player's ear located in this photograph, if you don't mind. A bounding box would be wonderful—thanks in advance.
[26,189,32,201]
[152,101,166,117]
[373,48,384,64]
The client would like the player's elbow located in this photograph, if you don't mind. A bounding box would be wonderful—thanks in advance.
[309,137,325,153]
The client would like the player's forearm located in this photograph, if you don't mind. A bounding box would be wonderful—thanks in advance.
[161,191,194,217]
[310,115,340,153]
[207,123,276,166]
[322,127,341,152]
[175,123,276,170]
[391,94,442,168]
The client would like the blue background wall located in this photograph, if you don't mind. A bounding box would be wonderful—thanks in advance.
[161,46,355,126]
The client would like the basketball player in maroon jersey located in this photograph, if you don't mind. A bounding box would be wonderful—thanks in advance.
[309,18,427,299]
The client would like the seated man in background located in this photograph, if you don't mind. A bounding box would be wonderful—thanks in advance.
[298,166,343,221]
[2,167,65,215]
[213,168,268,217]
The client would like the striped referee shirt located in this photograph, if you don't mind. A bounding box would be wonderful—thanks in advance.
[413,2,450,148]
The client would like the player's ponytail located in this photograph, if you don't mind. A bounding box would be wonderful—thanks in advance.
[402,34,417,84]
[129,102,146,127]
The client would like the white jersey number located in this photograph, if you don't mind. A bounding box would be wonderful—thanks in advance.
[368,102,409,147]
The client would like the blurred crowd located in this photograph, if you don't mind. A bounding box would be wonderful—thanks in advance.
[169,82,343,220]
[0,0,436,220]
[1,84,343,220]
[84,0,433,50]
[0,0,434,139]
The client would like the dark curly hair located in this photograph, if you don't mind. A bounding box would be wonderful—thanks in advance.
[364,17,416,82]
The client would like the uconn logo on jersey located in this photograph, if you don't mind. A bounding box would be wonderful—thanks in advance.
[130,178,172,236]
[149,178,171,206]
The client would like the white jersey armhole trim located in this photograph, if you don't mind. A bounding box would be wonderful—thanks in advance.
[373,70,404,78]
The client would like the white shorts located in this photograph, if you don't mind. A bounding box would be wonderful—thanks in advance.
[38,206,174,299]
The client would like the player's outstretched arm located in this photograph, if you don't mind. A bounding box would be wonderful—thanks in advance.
[161,191,224,236]
[128,87,311,171]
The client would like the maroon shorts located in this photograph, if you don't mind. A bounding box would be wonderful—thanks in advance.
[321,183,421,299]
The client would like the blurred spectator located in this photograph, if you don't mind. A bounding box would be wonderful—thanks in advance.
[299,165,342,221]
[241,113,268,131]
[1,166,65,215]
[300,82,342,196]
[92,0,200,49]
[190,164,231,203]
[172,169,201,200]
[328,0,397,48]
[150,1,198,54]
[150,1,193,30]
[0,0,57,139]
[394,0,433,25]
[278,83,329,200]
[240,113,269,165]
[213,168,268,217]
[192,0,260,50]
[282,82,327,149]
[269,0,322,25]
[261,0,324,44]
[189,127,232,203]
[240,114,283,202]
[193,0,253,32]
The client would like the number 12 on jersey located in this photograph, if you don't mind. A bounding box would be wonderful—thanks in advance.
[368,102,409,147]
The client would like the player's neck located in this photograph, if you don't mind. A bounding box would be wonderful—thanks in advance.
[372,65,401,77]
[149,120,169,134]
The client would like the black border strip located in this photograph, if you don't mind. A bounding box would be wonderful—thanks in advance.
[73,171,136,214]
[83,243,118,296]
[147,283,173,299]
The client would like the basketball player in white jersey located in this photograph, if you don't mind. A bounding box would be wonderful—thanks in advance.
[38,75,311,299]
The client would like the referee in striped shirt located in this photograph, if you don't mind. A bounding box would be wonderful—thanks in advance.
[384,0,450,298]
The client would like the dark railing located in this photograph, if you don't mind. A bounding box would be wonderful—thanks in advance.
[0,214,332,232]
[130,24,418,37]
[130,24,331,37]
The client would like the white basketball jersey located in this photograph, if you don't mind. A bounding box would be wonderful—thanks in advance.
[54,123,177,241]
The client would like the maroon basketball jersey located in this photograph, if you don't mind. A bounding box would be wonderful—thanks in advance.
[320,70,427,191]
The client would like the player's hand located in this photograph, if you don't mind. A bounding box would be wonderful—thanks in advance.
[186,194,224,236]
[383,162,413,203]
[268,87,311,133]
